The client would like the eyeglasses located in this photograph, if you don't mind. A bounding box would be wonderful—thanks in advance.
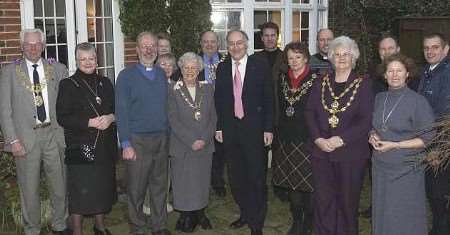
[334,52,352,58]
[227,40,246,48]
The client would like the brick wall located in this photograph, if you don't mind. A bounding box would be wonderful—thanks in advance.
[124,38,138,66]
[0,0,21,68]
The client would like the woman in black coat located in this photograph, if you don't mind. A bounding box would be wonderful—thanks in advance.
[56,42,117,235]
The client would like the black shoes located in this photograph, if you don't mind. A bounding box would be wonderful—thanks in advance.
[93,226,112,235]
[197,209,213,230]
[229,217,248,229]
[175,211,197,233]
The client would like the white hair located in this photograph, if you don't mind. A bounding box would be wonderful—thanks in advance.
[177,52,204,71]
[328,36,360,69]
[20,28,46,46]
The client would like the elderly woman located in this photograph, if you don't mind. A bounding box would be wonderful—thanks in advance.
[56,42,117,235]
[369,54,434,235]
[272,42,317,235]
[157,53,178,81]
[168,52,217,233]
[305,36,374,235]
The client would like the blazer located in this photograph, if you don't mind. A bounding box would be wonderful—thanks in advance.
[0,59,67,152]
[214,54,274,144]
[168,80,217,157]
[305,71,374,161]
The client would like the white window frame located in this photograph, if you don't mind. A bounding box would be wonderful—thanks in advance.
[211,0,328,54]
[20,0,124,78]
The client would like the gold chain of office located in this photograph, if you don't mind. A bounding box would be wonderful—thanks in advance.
[321,74,362,128]
[15,64,53,107]
[281,73,316,117]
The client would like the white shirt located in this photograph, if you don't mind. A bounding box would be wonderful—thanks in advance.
[25,58,51,124]
[231,55,248,85]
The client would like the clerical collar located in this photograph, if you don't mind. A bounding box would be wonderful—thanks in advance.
[139,63,153,71]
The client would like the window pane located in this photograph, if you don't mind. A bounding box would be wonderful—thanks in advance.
[45,19,56,44]
[88,18,96,42]
[35,19,44,31]
[104,0,112,17]
[301,30,309,43]
[217,31,227,51]
[269,0,281,2]
[106,68,115,82]
[44,0,54,17]
[228,0,241,2]
[292,11,300,29]
[97,44,105,67]
[254,11,267,30]
[227,11,241,29]
[293,0,310,3]
[56,19,66,43]
[96,19,104,41]
[55,0,65,17]
[57,45,68,66]
[34,0,43,17]
[211,0,225,2]
[104,18,113,42]
[211,11,226,30]
[106,43,114,66]
[87,0,94,17]
[301,12,309,28]
[95,0,103,17]
[46,46,56,60]
[269,11,281,27]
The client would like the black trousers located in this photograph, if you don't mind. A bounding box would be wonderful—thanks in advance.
[211,140,226,190]
[225,121,267,230]
[426,166,450,235]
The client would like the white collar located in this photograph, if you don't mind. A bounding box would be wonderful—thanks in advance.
[25,58,43,68]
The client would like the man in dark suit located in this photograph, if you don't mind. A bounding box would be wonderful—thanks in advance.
[215,30,274,235]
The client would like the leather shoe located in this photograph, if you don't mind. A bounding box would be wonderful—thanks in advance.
[52,228,72,235]
[151,229,171,235]
[213,187,226,197]
[229,217,247,229]
[93,225,112,235]
[197,211,212,229]
[175,212,187,231]
[182,214,198,233]
[251,228,263,235]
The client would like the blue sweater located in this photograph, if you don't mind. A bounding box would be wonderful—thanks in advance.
[115,64,168,147]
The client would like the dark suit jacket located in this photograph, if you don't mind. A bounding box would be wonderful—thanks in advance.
[215,54,274,145]
[305,71,374,161]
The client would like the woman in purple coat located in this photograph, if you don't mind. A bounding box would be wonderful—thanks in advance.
[305,36,374,235]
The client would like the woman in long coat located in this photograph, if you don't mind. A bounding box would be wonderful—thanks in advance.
[272,41,317,235]
[56,42,117,235]
[168,52,217,233]
[369,54,434,235]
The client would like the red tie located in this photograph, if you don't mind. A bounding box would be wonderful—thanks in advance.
[233,62,244,119]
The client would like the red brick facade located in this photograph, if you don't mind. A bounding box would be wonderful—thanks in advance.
[0,0,21,68]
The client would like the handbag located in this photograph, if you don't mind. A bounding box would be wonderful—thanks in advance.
[64,78,101,164]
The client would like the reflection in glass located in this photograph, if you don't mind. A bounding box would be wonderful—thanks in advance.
[34,0,43,17]
[88,18,95,42]
[58,45,68,66]
[87,0,94,17]
[106,43,114,66]
[211,11,226,30]
[46,46,56,60]
[44,0,54,17]
[301,12,309,28]
[45,19,56,44]
[97,44,105,68]
[104,0,112,17]
[96,0,103,17]
[55,0,66,17]
[96,19,104,41]
[227,11,241,30]
[104,18,113,42]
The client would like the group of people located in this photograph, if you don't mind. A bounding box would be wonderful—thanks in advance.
[0,21,449,235]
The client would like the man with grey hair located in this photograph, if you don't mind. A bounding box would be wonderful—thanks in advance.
[0,28,69,235]
[215,30,274,235]
[115,31,171,235]
[310,28,334,75]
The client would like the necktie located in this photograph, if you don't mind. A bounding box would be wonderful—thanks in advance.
[32,64,46,122]
[233,62,244,119]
